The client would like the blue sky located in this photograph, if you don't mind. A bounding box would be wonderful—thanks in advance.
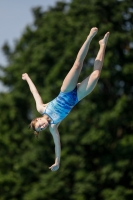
[0,0,70,66]
[0,0,70,91]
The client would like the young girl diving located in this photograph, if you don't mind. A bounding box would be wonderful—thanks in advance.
[22,27,110,171]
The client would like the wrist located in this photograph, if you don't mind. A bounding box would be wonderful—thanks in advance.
[26,76,30,82]
[55,159,60,166]
[55,161,59,165]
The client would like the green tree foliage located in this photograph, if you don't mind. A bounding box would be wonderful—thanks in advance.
[0,0,133,199]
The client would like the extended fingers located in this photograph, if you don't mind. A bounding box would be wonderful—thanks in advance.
[49,165,58,172]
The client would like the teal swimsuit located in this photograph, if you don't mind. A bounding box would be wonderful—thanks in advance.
[42,87,79,124]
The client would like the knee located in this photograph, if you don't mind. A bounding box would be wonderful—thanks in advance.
[92,70,100,80]
[74,60,83,70]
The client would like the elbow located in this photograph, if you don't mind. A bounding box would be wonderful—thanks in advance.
[73,60,83,70]
[31,89,38,93]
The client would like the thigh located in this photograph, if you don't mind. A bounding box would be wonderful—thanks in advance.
[77,73,98,101]
[61,62,83,93]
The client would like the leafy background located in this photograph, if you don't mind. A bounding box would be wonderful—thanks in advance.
[0,0,133,199]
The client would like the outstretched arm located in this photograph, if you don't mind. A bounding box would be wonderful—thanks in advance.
[22,73,44,113]
[49,125,61,172]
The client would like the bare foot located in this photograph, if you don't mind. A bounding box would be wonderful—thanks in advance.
[88,27,98,39]
[99,32,110,46]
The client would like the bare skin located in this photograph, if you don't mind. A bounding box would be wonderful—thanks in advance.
[77,31,110,101]
[22,28,110,171]
[35,117,49,132]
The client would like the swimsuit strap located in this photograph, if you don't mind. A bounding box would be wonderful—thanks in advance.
[42,106,54,124]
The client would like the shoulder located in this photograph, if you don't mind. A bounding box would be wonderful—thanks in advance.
[49,121,62,131]
[49,123,58,131]
[49,123,57,129]
[49,124,57,134]
[37,103,49,114]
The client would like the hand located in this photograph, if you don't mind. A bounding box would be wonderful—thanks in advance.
[49,163,59,172]
[22,73,29,81]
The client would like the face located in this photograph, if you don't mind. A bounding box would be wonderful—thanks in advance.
[35,117,49,132]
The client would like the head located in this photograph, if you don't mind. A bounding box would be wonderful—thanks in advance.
[29,116,49,138]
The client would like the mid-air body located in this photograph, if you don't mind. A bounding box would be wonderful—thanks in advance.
[22,27,110,171]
